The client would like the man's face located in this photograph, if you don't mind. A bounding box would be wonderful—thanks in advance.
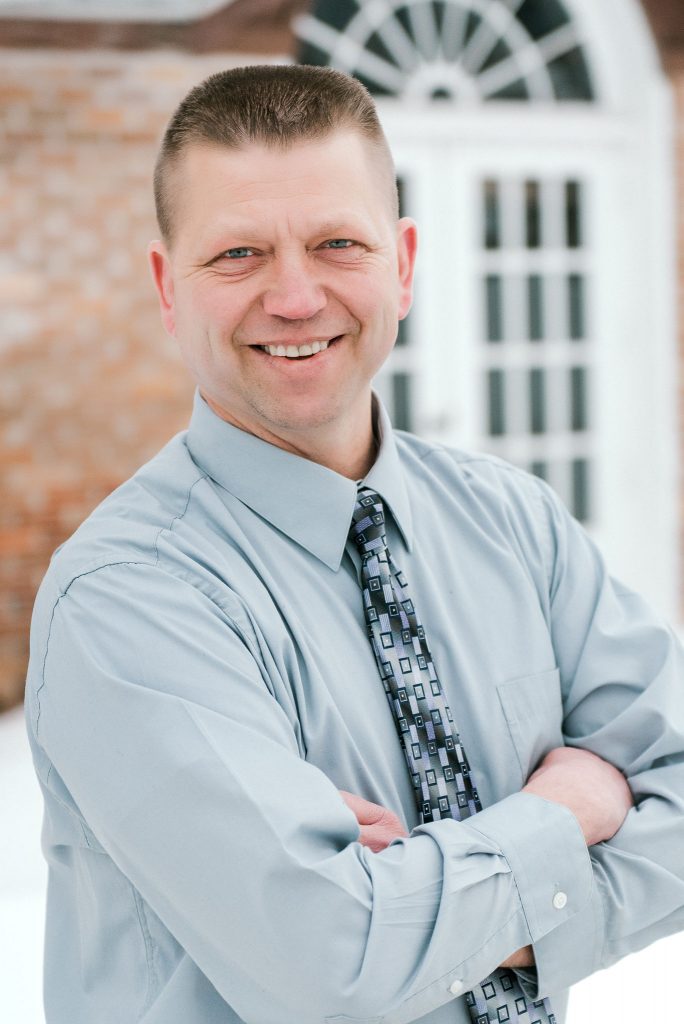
[148,131,417,451]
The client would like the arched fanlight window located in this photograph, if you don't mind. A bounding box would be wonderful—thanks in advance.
[295,0,595,102]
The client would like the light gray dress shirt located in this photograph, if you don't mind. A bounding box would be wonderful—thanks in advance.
[25,390,684,1024]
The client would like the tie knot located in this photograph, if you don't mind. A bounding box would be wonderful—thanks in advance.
[350,488,387,556]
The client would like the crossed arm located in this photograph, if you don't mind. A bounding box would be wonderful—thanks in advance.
[341,744,635,969]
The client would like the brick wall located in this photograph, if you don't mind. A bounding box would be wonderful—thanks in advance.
[0,50,274,708]
[672,58,684,610]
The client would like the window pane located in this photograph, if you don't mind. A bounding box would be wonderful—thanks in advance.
[392,372,413,432]
[397,176,407,218]
[529,368,546,434]
[487,370,506,435]
[570,366,588,431]
[548,47,594,101]
[572,458,590,521]
[530,460,547,480]
[525,181,541,249]
[484,180,500,249]
[486,275,504,342]
[516,0,570,40]
[565,180,582,249]
[490,79,529,101]
[568,274,585,339]
[527,274,544,340]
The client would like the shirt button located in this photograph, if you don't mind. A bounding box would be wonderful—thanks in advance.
[449,979,464,996]
[553,890,568,910]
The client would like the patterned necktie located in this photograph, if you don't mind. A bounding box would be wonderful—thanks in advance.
[349,486,556,1024]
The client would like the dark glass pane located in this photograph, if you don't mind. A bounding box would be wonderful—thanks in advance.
[525,181,541,248]
[296,42,330,68]
[303,0,356,33]
[490,78,529,100]
[397,177,407,218]
[396,178,411,348]
[392,373,413,431]
[366,30,402,67]
[487,370,506,435]
[480,37,512,75]
[572,458,590,521]
[516,0,570,41]
[568,274,585,340]
[396,314,409,348]
[485,275,504,342]
[395,4,413,37]
[433,1,448,36]
[484,180,500,249]
[530,460,547,480]
[548,47,594,101]
[565,180,582,249]
[570,367,588,431]
[353,72,393,97]
[527,275,544,341]
[463,10,482,47]
[529,368,546,434]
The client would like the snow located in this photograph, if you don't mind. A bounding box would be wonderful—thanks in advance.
[1,704,682,1023]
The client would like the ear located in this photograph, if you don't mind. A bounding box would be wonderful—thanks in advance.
[147,240,176,337]
[396,217,418,320]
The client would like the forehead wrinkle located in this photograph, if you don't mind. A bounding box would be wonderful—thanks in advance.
[203,208,381,247]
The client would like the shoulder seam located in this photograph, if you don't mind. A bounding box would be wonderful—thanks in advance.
[152,473,207,567]
[35,559,161,738]
[36,470,208,737]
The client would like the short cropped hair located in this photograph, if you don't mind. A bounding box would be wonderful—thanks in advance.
[153,64,398,246]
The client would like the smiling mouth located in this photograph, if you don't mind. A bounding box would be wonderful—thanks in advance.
[254,336,342,359]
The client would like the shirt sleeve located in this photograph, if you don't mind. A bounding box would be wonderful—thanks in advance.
[33,559,591,1024]
[515,477,684,1000]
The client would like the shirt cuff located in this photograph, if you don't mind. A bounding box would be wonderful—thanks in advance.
[515,854,605,1000]
[465,791,594,949]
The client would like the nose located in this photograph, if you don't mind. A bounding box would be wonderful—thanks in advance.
[261,255,327,321]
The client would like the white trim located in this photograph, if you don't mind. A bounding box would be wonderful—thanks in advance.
[567,0,663,111]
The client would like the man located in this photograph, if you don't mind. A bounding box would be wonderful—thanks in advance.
[25,64,684,1024]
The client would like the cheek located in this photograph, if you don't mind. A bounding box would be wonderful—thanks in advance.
[347,273,399,325]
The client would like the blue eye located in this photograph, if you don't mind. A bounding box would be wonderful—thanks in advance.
[224,247,254,259]
[325,239,354,249]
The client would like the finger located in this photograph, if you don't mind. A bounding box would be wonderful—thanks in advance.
[338,790,384,825]
[359,818,409,853]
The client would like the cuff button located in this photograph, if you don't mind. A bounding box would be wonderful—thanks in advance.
[449,979,464,996]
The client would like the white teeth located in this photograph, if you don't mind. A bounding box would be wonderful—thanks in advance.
[262,339,334,358]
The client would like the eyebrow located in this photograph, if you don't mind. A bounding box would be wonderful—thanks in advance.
[204,214,374,247]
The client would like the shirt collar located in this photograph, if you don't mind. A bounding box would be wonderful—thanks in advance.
[185,389,414,571]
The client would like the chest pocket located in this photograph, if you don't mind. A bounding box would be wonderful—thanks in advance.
[496,667,564,783]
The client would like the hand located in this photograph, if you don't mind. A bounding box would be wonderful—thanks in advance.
[339,790,409,852]
[523,746,633,846]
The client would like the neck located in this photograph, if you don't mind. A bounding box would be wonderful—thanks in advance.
[202,392,380,480]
